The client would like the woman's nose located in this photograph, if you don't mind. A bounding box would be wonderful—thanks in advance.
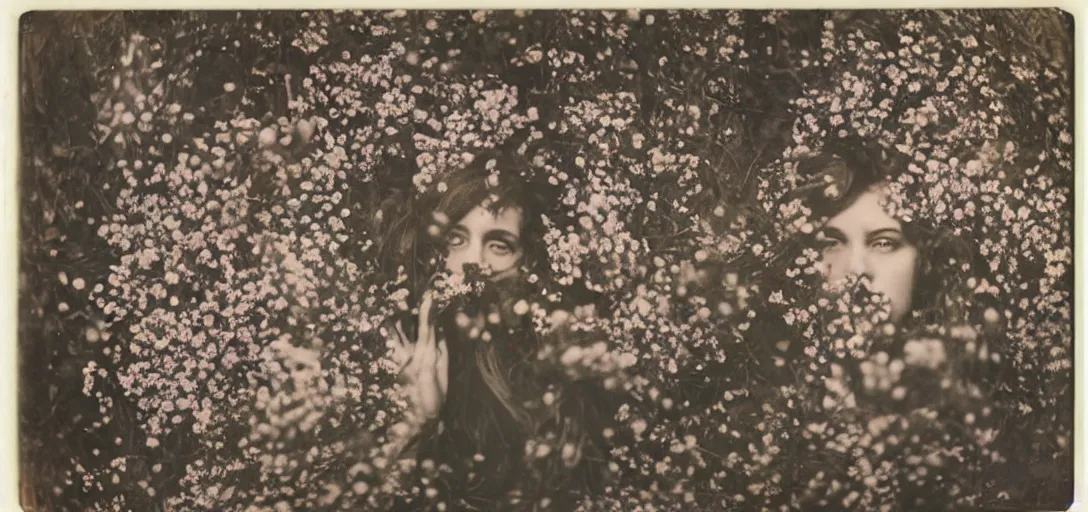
[846,245,870,277]
[448,243,484,272]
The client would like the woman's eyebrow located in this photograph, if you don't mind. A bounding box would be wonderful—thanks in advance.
[866,227,903,239]
[819,226,847,239]
[448,224,470,235]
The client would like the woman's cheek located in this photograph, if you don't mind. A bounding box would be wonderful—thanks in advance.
[497,255,519,273]
[445,247,471,273]
[820,252,846,281]
[873,250,918,317]
[486,254,522,280]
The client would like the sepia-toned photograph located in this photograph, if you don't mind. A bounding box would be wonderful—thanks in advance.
[17,9,1074,511]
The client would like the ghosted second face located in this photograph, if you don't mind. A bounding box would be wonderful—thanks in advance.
[816,185,918,323]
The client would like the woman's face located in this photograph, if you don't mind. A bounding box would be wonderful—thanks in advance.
[817,186,918,322]
[444,204,524,279]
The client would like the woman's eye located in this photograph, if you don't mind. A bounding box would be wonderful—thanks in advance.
[870,238,900,252]
[447,234,467,248]
[819,238,845,252]
[487,242,512,255]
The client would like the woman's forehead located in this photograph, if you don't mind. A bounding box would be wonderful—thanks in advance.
[457,205,523,234]
[826,187,902,233]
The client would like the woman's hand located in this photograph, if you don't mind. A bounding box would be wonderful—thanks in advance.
[388,292,449,427]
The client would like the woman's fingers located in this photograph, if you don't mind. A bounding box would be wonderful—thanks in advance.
[436,338,449,397]
[398,290,447,422]
[418,291,435,333]
[394,320,411,346]
[414,292,437,363]
[387,320,414,369]
[413,342,443,421]
[417,324,440,379]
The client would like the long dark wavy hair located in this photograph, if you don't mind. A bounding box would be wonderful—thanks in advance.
[375,148,550,297]
[373,145,614,509]
[790,140,990,332]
